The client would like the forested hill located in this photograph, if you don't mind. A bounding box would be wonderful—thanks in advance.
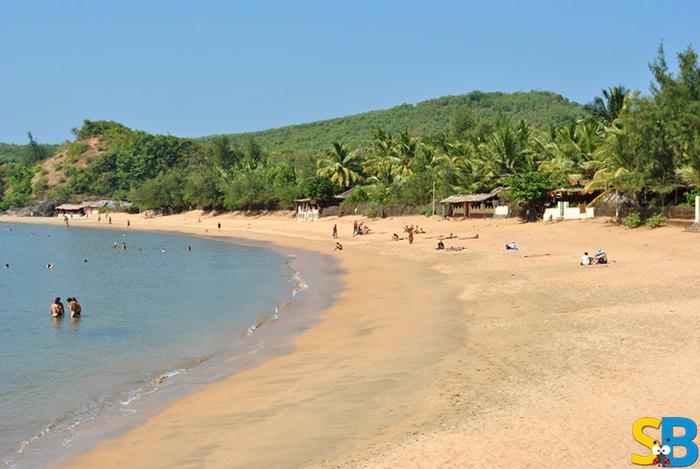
[206,91,586,154]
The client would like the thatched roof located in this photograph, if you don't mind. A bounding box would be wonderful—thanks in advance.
[335,187,357,200]
[440,188,503,204]
[56,203,88,211]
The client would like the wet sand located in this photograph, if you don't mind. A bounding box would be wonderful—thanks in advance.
[3,212,700,468]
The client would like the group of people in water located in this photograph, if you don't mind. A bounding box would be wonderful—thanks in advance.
[50,296,81,319]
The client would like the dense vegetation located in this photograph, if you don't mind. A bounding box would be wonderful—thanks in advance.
[1,44,699,218]
[0,134,58,164]
[206,91,585,155]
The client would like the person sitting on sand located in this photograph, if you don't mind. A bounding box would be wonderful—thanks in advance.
[505,241,518,250]
[593,249,608,265]
[50,297,64,318]
[580,252,592,266]
[436,240,445,250]
[334,242,343,251]
[67,297,82,318]
[392,233,400,241]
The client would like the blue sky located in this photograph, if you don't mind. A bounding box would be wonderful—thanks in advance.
[2,0,699,143]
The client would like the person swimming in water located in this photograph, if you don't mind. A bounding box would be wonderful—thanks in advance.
[47,263,55,270]
[50,297,64,318]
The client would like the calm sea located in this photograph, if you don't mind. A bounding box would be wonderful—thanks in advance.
[0,223,296,467]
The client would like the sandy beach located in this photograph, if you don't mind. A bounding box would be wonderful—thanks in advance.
[3,212,700,468]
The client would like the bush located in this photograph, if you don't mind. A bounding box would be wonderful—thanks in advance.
[646,213,666,228]
[623,212,642,228]
[363,206,379,218]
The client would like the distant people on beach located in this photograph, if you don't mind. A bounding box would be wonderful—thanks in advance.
[580,249,608,265]
[67,297,82,318]
[332,224,338,239]
[505,240,519,250]
[436,240,445,250]
[408,230,414,245]
[334,242,343,251]
[217,222,221,230]
[127,220,130,228]
[353,221,371,236]
[108,216,112,225]
[50,297,64,318]
[392,233,405,241]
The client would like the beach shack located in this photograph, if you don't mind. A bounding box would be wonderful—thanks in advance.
[294,198,322,221]
[440,188,508,218]
[55,203,88,218]
[542,187,600,221]
[334,187,356,202]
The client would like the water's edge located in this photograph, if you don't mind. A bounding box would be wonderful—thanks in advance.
[0,221,345,469]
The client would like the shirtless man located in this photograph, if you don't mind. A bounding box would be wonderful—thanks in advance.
[67,297,82,318]
[50,297,65,318]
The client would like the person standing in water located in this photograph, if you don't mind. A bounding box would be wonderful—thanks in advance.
[50,297,64,318]
[67,297,82,318]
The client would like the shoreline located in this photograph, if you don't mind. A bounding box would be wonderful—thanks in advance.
[4,212,700,468]
[0,217,345,468]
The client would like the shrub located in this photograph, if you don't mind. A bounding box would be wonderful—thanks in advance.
[363,206,379,218]
[623,212,642,228]
[646,213,666,228]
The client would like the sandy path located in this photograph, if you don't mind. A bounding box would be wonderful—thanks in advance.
[3,213,699,468]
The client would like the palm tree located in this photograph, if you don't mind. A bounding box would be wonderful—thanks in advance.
[392,130,418,183]
[587,86,629,125]
[363,129,396,185]
[584,125,644,220]
[316,142,362,188]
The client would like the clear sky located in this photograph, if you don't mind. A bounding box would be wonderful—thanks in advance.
[2,0,699,143]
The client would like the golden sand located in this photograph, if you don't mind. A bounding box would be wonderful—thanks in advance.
[3,212,699,468]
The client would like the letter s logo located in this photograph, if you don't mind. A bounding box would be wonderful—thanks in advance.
[632,417,661,465]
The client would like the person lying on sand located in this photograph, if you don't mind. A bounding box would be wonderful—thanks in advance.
[439,233,458,240]
[505,241,519,250]
[392,233,405,241]
[461,234,479,239]
[436,240,445,250]
[334,242,343,251]
[445,246,466,252]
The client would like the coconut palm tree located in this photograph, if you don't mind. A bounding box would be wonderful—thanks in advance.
[587,86,629,125]
[316,141,362,188]
[392,130,418,183]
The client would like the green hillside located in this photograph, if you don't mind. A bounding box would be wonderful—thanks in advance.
[211,91,587,154]
[0,142,59,164]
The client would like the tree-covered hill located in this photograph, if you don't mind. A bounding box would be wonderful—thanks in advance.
[207,91,587,154]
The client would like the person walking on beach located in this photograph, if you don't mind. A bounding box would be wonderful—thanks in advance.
[408,230,414,245]
[127,220,130,228]
[108,216,112,225]
[217,222,221,231]
[332,224,338,239]
[67,297,82,318]
[50,297,64,318]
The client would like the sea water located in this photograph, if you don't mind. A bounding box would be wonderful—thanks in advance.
[0,223,295,467]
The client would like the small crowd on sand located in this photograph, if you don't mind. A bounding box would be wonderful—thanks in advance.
[50,296,82,319]
[330,220,611,265]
